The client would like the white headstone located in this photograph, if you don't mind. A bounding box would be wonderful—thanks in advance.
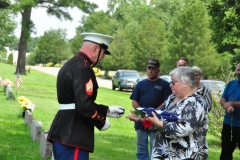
[40,132,53,159]
[0,76,2,86]
[30,120,42,142]
[24,110,33,127]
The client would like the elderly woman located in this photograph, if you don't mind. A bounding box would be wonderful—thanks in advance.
[126,67,208,160]
[192,66,212,112]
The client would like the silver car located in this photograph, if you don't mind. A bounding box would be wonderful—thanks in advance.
[112,70,140,91]
[200,80,226,98]
[160,75,171,82]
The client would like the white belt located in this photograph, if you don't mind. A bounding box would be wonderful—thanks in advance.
[59,103,75,110]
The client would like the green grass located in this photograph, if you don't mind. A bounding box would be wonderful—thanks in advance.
[0,63,239,160]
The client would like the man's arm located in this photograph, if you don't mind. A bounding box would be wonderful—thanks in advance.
[132,100,140,109]
[220,98,228,110]
[220,98,234,113]
[229,101,240,108]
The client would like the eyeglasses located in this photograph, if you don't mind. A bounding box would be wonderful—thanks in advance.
[169,81,179,85]
[195,74,200,76]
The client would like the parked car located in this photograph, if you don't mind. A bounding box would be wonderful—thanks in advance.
[112,70,140,91]
[200,80,226,98]
[133,77,147,89]
[160,75,171,82]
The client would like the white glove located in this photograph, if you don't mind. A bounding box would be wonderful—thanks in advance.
[107,106,125,118]
[100,118,111,131]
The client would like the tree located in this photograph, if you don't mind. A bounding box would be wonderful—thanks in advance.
[101,24,138,70]
[208,0,240,54]
[0,6,16,53]
[0,0,9,9]
[34,28,71,65]
[7,53,13,64]
[131,18,168,72]
[11,0,98,75]
[70,10,114,56]
[168,0,220,77]
[27,37,40,52]
[8,36,19,50]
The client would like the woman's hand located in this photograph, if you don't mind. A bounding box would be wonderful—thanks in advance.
[148,111,163,128]
[126,110,141,122]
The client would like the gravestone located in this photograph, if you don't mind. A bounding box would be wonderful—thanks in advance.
[5,85,15,100]
[5,84,9,96]
[0,76,2,86]
[31,120,42,142]
[24,110,33,127]
[40,131,52,160]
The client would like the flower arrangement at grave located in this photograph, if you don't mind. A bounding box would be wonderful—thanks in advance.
[2,79,14,87]
[18,96,35,112]
[2,79,14,93]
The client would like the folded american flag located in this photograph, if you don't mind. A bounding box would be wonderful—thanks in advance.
[136,107,179,122]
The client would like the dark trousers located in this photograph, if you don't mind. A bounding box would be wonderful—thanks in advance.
[52,141,89,160]
[220,123,240,160]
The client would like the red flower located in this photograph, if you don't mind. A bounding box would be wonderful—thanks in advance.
[143,119,152,129]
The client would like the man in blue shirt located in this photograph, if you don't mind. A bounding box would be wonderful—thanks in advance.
[220,61,240,160]
[130,58,172,160]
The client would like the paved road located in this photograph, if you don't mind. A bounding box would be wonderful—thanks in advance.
[30,66,113,89]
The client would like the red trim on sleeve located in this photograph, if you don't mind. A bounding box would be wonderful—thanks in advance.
[74,148,79,160]
[92,110,98,118]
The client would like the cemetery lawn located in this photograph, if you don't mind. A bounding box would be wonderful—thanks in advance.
[0,63,240,160]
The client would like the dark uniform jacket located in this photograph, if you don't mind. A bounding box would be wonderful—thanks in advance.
[47,52,108,152]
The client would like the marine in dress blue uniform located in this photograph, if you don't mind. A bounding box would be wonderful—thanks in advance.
[47,32,124,160]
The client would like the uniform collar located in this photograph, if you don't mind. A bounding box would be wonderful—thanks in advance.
[77,52,93,66]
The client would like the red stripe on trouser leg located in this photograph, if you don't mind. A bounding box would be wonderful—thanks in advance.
[74,148,79,160]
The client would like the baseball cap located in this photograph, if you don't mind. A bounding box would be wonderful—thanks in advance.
[147,59,160,68]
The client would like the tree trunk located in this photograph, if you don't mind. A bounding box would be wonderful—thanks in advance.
[15,7,32,75]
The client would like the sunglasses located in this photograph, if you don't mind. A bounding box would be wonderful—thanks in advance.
[169,81,179,85]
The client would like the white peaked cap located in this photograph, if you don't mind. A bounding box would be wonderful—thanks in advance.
[81,32,114,49]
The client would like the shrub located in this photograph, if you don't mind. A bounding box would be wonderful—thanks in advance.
[8,53,13,65]
[109,73,114,78]
[46,62,54,67]
[93,67,100,73]
[208,94,225,140]
[95,72,104,77]
[54,63,61,67]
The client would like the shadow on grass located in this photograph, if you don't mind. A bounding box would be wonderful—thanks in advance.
[90,132,136,160]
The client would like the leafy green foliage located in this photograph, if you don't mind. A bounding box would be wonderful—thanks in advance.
[132,18,168,71]
[34,28,72,65]
[167,0,220,77]
[216,52,235,82]
[208,95,225,140]
[0,9,17,50]
[26,52,36,65]
[7,53,13,64]
[208,0,240,54]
